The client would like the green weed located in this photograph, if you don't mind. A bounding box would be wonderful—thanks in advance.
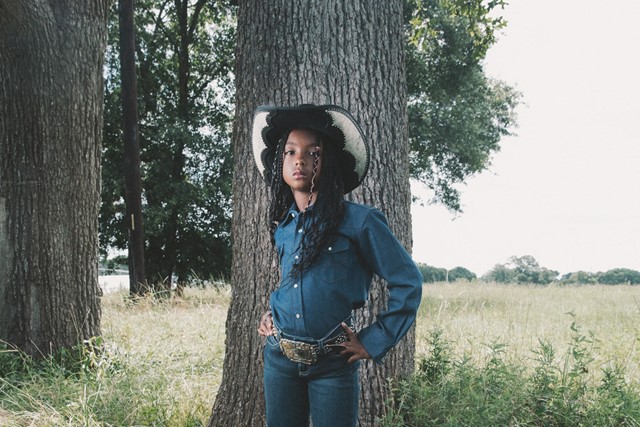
[382,316,640,426]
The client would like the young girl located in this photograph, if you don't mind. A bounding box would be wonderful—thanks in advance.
[253,104,423,427]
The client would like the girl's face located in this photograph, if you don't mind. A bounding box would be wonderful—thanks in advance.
[282,129,322,196]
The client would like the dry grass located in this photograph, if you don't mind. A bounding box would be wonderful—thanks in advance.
[417,282,640,381]
[2,282,640,425]
[0,286,231,426]
[100,286,231,423]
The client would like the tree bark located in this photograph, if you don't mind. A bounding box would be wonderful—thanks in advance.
[210,1,413,425]
[0,1,108,357]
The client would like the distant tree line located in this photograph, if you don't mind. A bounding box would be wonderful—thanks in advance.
[419,255,640,285]
[558,268,640,285]
[417,264,477,282]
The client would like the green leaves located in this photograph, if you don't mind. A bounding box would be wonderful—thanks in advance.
[483,255,559,285]
[101,0,236,283]
[101,0,520,281]
[405,0,519,211]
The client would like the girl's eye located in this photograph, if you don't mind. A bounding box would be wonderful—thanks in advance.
[284,150,295,156]
[310,150,320,158]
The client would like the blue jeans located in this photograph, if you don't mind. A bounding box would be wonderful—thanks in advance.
[263,335,360,427]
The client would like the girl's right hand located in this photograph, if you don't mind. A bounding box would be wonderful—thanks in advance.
[257,311,274,336]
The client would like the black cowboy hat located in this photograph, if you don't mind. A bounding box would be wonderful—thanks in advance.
[252,104,370,194]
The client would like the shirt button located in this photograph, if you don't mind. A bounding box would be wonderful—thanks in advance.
[328,247,332,251]
[293,283,298,288]
[291,213,295,218]
[294,255,299,260]
[295,313,301,319]
[298,229,303,233]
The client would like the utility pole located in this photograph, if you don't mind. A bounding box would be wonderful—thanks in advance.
[118,0,146,294]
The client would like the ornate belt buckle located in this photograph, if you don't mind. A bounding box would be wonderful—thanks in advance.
[279,338,318,364]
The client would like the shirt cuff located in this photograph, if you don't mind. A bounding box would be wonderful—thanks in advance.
[357,324,393,364]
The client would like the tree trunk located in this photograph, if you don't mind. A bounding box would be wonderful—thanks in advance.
[0,1,108,357]
[210,1,412,425]
[118,0,147,294]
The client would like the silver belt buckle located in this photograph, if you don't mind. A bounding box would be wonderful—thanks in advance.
[279,338,318,364]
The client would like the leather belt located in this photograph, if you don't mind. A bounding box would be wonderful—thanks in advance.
[277,331,349,365]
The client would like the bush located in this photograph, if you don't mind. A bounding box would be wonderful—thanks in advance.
[382,319,640,426]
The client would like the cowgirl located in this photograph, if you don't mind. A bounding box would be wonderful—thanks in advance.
[253,104,422,427]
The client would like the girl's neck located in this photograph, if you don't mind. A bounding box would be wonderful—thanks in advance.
[293,190,318,212]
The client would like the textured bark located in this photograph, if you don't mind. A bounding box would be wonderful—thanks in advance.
[210,1,412,425]
[0,1,108,357]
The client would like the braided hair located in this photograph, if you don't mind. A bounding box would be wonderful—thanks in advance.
[268,129,345,276]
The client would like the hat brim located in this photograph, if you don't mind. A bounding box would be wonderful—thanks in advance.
[252,104,369,194]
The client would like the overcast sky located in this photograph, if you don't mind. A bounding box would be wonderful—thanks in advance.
[411,0,640,276]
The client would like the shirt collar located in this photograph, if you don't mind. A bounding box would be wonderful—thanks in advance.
[281,202,316,226]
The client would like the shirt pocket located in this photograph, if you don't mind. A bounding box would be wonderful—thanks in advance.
[318,236,352,284]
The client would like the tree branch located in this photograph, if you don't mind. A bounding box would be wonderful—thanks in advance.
[187,0,208,44]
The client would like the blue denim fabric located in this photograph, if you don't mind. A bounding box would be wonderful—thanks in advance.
[264,335,360,427]
[270,201,423,363]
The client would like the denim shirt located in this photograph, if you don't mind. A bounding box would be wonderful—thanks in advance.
[271,201,423,363]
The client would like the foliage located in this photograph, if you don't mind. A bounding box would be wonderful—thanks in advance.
[483,255,559,285]
[559,270,599,285]
[485,262,640,286]
[597,268,640,285]
[100,0,518,278]
[558,268,640,285]
[417,263,447,282]
[382,320,640,426]
[101,0,236,285]
[448,266,476,281]
[405,0,520,211]
[417,263,477,282]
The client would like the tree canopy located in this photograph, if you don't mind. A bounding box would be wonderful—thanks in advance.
[405,0,520,211]
[101,0,236,284]
[100,0,519,281]
[417,263,476,282]
[483,255,559,285]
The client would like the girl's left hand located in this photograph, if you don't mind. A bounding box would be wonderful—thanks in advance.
[338,322,371,364]
[257,311,274,337]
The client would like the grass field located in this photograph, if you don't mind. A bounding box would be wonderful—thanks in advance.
[1,282,639,425]
[419,282,640,379]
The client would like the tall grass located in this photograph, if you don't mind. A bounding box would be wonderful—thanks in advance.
[382,282,640,426]
[1,282,639,425]
[0,286,229,426]
[417,282,640,378]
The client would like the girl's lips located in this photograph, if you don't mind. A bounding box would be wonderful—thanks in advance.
[292,170,307,178]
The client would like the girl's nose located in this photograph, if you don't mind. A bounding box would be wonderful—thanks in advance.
[295,158,305,166]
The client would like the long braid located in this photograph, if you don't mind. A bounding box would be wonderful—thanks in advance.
[295,139,344,274]
[268,130,345,276]
[268,134,294,245]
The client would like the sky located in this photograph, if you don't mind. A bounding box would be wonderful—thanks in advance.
[410,0,640,277]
